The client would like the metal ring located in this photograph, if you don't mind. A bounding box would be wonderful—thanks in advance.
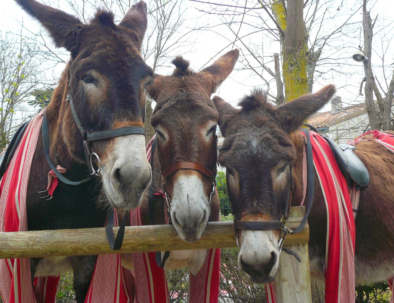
[90,152,102,176]
[165,192,171,212]
[209,182,216,203]
[235,233,240,248]
[278,237,284,254]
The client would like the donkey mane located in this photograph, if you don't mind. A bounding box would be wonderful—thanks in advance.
[171,57,195,77]
[92,10,116,28]
[238,89,271,111]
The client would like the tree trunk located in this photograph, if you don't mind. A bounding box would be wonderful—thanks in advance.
[282,0,308,103]
[362,1,379,129]
[383,70,394,130]
[307,48,322,93]
[274,53,285,105]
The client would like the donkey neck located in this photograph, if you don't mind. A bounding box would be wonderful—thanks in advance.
[45,64,90,178]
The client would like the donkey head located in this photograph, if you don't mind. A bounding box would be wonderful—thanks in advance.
[214,85,335,283]
[147,49,239,242]
[16,0,154,209]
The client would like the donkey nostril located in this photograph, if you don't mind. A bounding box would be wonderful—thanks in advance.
[114,168,121,183]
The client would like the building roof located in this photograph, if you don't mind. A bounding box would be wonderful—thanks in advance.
[309,103,366,128]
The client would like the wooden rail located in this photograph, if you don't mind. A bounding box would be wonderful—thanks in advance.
[0,207,308,259]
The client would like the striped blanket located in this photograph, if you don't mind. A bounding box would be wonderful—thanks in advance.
[0,111,132,303]
[266,130,356,303]
[129,135,220,303]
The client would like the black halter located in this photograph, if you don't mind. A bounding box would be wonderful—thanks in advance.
[42,81,146,251]
[233,127,315,261]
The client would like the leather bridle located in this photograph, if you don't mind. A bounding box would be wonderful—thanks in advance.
[233,128,315,261]
[162,161,217,214]
[42,79,146,251]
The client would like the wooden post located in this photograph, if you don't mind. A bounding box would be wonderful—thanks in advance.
[276,207,312,303]
[0,207,308,260]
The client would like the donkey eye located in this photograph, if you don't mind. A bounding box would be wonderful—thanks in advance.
[145,78,153,87]
[156,130,165,139]
[207,125,217,136]
[278,164,288,174]
[81,74,95,84]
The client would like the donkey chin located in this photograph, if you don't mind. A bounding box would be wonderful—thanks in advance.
[238,230,280,284]
[101,135,152,210]
[170,173,210,242]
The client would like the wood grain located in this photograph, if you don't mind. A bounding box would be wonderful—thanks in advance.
[0,206,308,259]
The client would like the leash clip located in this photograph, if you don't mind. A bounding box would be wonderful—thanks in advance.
[89,152,102,177]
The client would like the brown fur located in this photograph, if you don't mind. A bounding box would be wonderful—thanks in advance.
[215,84,394,285]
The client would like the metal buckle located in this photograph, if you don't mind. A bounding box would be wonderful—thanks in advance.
[209,182,216,203]
[235,233,240,248]
[164,191,171,212]
[89,152,102,176]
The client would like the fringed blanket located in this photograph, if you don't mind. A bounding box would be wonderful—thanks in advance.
[0,111,132,303]
[129,135,220,303]
[266,130,356,303]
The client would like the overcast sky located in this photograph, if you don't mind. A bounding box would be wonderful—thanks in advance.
[1,0,394,114]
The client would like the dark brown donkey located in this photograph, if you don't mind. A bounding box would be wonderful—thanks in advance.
[213,85,394,286]
[132,50,238,275]
[14,0,153,301]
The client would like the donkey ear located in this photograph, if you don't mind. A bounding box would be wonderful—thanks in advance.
[119,1,148,51]
[200,49,239,94]
[146,74,163,101]
[274,85,336,133]
[15,0,82,52]
[213,96,239,137]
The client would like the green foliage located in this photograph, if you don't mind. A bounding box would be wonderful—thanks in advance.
[217,171,232,216]
[220,247,267,302]
[29,88,54,108]
[356,282,392,302]
[56,272,75,302]
[166,267,189,302]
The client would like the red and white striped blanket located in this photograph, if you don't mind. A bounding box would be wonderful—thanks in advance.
[266,130,356,303]
[129,135,220,303]
[0,111,132,303]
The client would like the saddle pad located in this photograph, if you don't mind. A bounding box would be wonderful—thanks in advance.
[266,131,356,303]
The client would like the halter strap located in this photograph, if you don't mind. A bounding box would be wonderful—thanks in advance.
[162,161,214,179]
[234,220,284,231]
[68,92,145,142]
[42,112,92,186]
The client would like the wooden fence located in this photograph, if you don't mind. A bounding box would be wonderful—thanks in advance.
[0,206,311,302]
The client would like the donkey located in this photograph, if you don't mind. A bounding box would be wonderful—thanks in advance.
[13,0,152,301]
[145,50,238,243]
[126,50,238,296]
[213,84,394,286]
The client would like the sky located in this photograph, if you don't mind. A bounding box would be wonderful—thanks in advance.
[1,0,394,114]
